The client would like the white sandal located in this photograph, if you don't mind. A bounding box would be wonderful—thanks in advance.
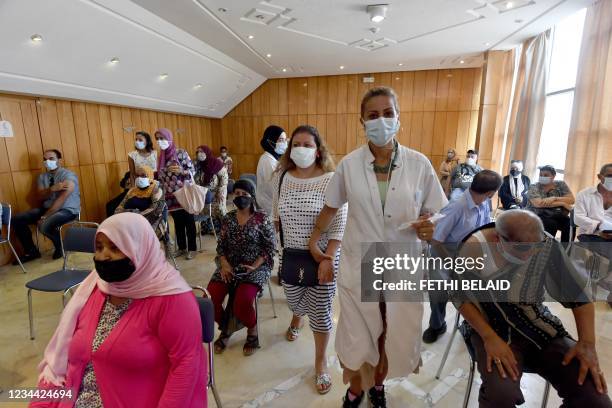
[315,373,332,395]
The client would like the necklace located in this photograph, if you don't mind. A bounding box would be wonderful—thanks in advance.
[372,142,398,174]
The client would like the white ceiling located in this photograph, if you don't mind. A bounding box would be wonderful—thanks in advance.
[134,0,592,77]
[0,0,266,118]
[0,0,592,117]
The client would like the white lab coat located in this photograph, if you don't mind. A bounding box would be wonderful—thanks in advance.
[326,144,448,380]
[256,152,278,215]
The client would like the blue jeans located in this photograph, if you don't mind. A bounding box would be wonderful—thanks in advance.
[12,208,76,253]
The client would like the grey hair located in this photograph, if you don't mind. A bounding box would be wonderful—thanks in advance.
[495,209,544,241]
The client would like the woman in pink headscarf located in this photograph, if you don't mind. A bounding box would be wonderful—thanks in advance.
[30,212,207,408]
[155,128,198,260]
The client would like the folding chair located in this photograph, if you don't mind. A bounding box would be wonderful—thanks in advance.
[195,191,217,251]
[238,173,257,187]
[26,221,98,339]
[192,286,223,408]
[35,211,81,251]
[0,203,26,273]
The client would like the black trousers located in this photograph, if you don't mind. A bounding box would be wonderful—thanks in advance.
[170,209,197,251]
[540,214,570,242]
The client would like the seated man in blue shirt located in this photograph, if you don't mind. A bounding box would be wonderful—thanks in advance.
[423,169,502,343]
[12,149,81,262]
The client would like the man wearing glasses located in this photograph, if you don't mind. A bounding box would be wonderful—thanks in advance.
[451,209,611,407]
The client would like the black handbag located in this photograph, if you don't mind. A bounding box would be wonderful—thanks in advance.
[278,170,320,286]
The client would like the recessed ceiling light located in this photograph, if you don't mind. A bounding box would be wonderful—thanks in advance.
[398,63,403,66]
[159,73,169,79]
[30,34,43,42]
[339,65,345,70]
[110,57,119,64]
[282,68,287,72]
[266,53,272,58]
[194,83,203,89]
[484,42,491,46]
[367,4,388,23]
[459,60,465,64]
[506,1,514,9]
[248,35,254,39]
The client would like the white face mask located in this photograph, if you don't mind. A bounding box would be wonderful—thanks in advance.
[539,176,552,185]
[157,140,170,150]
[447,152,454,159]
[497,242,529,265]
[290,146,317,169]
[603,177,612,191]
[220,153,227,158]
[44,159,58,171]
[135,140,146,150]
[364,117,399,147]
[197,152,206,162]
[466,157,477,167]
[274,140,288,155]
[135,177,150,189]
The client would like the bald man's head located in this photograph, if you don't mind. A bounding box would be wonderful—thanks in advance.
[495,210,544,242]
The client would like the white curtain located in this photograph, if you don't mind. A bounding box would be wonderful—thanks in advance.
[505,30,551,179]
[564,0,612,193]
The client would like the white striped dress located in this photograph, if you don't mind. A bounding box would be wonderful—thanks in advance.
[273,171,348,333]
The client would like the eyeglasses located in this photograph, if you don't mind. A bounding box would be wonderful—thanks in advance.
[499,235,547,253]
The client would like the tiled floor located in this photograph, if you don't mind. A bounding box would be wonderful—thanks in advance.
[0,235,610,407]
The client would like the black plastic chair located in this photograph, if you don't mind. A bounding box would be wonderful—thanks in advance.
[195,190,218,251]
[1,203,26,273]
[26,221,98,340]
[192,286,222,408]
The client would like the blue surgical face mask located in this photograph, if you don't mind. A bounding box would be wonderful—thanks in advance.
[274,140,288,155]
[44,159,58,171]
[157,140,170,150]
[135,140,146,150]
[603,177,612,191]
[539,176,552,185]
[135,177,150,189]
[364,117,399,147]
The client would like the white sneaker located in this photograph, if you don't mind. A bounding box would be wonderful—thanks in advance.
[186,251,196,260]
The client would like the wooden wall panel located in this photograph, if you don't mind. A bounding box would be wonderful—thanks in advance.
[0,92,220,265]
[220,67,483,175]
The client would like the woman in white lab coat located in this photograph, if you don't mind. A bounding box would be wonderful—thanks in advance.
[309,87,448,407]
[255,125,287,215]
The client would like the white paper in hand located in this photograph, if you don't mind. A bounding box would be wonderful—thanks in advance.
[398,213,446,231]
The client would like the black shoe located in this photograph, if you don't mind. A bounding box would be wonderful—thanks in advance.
[343,389,364,408]
[422,322,447,344]
[13,251,41,265]
[52,250,64,260]
[368,386,387,408]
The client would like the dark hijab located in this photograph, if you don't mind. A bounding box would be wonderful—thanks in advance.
[260,125,285,160]
[196,145,224,186]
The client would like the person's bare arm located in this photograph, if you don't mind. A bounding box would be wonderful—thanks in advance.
[459,302,519,381]
[128,157,136,185]
[309,205,339,263]
[43,180,75,216]
[563,303,607,394]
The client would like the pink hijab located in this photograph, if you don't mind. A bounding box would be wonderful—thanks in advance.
[155,128,177,170]
[37,212,192,386]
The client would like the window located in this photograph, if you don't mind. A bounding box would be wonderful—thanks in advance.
[536,8,586,179]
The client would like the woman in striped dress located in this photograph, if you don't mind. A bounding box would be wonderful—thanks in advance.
[272,125,347,395]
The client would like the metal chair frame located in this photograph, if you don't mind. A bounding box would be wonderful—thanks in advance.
[27,221,98,339]
[0,203,26,273]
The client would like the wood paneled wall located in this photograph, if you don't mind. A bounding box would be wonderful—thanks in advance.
[221,68,483,176]
[0,93,220,262]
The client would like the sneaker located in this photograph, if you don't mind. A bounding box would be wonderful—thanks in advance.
[13,251,41,265]
[343,389,364,408]
[422,322,447,344]
[185,251,196,260]
[368,386,387,408]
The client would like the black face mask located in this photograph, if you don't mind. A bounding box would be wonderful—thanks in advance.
[94,257,136,283]
[510,169,521,177]
[233,196,252,210]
